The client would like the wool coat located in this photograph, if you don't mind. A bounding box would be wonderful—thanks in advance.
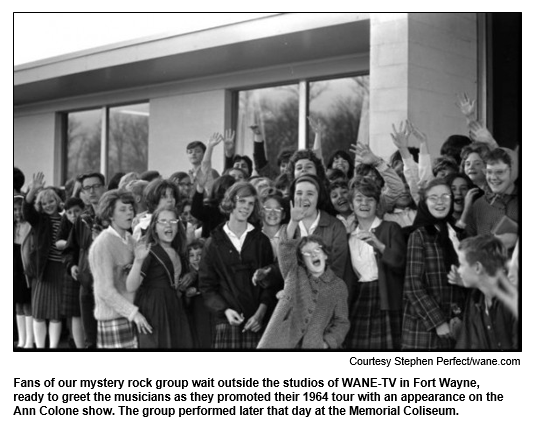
[401,226,466,349]
[257,236,350,349]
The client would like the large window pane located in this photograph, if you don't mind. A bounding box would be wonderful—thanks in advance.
[237,85,299,174]
[108,103,149,176]
[66,109,101,181]
[309,76,369,167]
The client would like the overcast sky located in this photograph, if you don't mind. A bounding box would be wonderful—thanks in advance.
[13,13,278,66]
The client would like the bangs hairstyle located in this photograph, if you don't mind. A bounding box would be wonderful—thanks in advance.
[446,172,475,191]
[187,238,206,254]
[459,142,491,172]
[419,178,451,202]
[288,149,327,181]
[458,234,508,277]
[186,141,206,153]
[259,188,290,224]
[64,196,85,211]
[296,235,330,270]
[144,178,181,213]
[485,147,512,167]
[233,155,253,177]
[97,190,135,226]
[289,174,321,206]
[78,172,105,187]
[348,176,381,204]
[354,163,385,189]
[144,205,187,256]
[327,150,355,179]
[219,181,259,217]
[36,187,63,214]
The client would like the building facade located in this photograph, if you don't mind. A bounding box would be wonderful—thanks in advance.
[14,13,520,187]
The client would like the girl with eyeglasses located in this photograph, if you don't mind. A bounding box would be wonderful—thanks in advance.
[126,205,194,349]
[401,178,466,349]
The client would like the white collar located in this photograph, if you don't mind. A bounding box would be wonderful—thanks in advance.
[106,225,131,245]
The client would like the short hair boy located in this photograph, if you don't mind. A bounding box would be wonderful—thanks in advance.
[455,234,518,349]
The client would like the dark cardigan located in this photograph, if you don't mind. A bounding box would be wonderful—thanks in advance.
[344,220,406,311]
[198,223,276,325]
[22,200,55,279]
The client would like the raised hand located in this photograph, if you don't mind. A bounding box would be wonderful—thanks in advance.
[463,188,481,212]
[30,172,45,193]
[249,124,262,136]
[207,132,223,149]
[407,120,427,144]
[493,270,519,319]
[289,199,307,223]
[350,142,379,166]
[223,129,236,156]
[468,120,496,145]
[134,242,151,262]
[307,116,323,135]
[447,264,464,286]
[456,92,476,119]
[390,121,410,149]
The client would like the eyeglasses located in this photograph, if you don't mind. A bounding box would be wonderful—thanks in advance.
[82,184,103,192]
[426,193,452,204]
[301,247,323,257]
[157,219,180,226]
[263,207,283,214]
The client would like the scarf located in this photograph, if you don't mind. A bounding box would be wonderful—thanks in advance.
[411,199,458,273]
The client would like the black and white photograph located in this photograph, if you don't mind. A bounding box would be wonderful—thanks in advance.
[11,11,529,433]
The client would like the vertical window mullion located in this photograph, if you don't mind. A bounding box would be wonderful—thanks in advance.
[100,106,109,181]
[298,80,308,149]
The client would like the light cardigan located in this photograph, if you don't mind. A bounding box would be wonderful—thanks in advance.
[89,227,139,322]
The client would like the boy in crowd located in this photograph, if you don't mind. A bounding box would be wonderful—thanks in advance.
[455,234,518,349]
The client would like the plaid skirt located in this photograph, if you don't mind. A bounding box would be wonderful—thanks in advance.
[97,318,138,349]
[213,323,262,349]
[345,280,402,350]
[32,260,63,321]
[60,273,81,318]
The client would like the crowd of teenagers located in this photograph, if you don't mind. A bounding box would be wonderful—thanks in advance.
[13,94,520,350]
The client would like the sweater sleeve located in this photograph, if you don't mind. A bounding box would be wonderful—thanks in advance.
[277,232,300,279]
[253,140,269,173]
[89,235,139,321]
[377,160,405,212]
[323,283,350,349]
[404,230,447,331]
[402,156,420,206]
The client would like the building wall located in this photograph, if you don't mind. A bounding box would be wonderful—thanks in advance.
[14,113,58,189]
[370,13,477,160]
[149,90,229,177]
